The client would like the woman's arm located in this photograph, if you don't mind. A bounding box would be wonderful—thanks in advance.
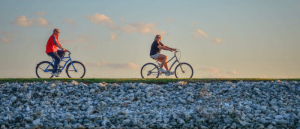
[164,45,172,50]
[158,45,172,51]
[160,42,173,51]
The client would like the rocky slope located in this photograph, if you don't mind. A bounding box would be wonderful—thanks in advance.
[0,80,300,128]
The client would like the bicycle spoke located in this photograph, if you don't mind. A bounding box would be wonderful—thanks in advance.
[36,62,53,78]
[67,62,85,78]
[175,63,193,78]
[141,63,159,78]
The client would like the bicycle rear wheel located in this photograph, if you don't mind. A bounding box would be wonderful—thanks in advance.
[174,63,193,78]
[36,61,54,78]
[66,61,86,78]
[141,63,159,78]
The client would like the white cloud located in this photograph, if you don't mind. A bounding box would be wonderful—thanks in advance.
[213,38,222,44]
[108,62,140,70]
[60,34,94,44]
[166,18,172,22]
[191,21,197,25]
[121,18,125,21]
[2,37,10,43]
[260,75,267,78]
[227,70,239,75]
[277,75,294,79]
[86,13,114,25]
[200,67,239,76]
[110,32,117,41]
[111,22,167,35]
[0,31,18,43]
[215,74,229,78]
[83,62,140,70]
[199,67,221,73]
[63,19,75,26]
[13,16,49,27]
[194,29,208,38]
[86,14,167,35]
[34,11,45,15]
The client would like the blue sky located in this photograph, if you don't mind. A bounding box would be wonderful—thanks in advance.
[0,0,299,78]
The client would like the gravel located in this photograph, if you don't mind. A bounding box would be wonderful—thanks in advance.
[0,80,300,128]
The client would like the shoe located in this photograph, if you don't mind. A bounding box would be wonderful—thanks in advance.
[57,71,62,76]
[58,64,63,68]
[165,70,171,76]
[159,68,166,73]
[51,72,59,77]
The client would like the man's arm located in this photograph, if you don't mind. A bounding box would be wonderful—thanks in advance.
[53,35,66,51]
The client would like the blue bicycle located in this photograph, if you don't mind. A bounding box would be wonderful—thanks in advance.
[36,51,86,78]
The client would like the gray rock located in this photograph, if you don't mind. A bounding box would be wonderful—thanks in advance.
[0,80,299,128]
[32,119,42,126]
[90,89,95,93]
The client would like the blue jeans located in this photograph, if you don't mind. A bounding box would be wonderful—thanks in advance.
[47,50,65,73]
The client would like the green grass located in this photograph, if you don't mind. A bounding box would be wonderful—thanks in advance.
[0,78,300,84]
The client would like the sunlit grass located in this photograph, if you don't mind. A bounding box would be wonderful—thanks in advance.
[0,78,299,84]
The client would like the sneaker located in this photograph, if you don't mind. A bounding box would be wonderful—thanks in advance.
[57,71,62,76]
[58,64,63,68]
[165,70,171,76]
[159,68,166,73]
[51,72,59,77]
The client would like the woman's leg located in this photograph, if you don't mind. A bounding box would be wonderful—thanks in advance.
[157,54,169,70]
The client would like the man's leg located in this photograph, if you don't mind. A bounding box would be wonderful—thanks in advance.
[57,50,65,58]
[56,50,65,68]
[47,52,60,74]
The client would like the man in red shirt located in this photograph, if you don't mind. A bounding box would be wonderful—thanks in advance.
[46,29,68,77]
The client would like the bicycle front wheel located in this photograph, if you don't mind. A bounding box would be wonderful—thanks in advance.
[36,61,54,78]
[66,61,86,78]
[175,63,193,78]
[141,63,159,78]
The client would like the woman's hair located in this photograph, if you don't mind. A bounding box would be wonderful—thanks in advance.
[154,35,161,42]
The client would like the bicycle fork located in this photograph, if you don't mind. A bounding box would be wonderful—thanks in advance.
[176,57,185,73]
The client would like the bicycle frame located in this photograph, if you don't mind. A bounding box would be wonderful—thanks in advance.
[44,54,77,72]
[154,50,182,71]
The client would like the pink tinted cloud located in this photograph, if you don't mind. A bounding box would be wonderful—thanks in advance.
[83,62,140,70]
[199,67,221,73]
[227,70,239,75]
[86,14,167,36]
[0,31,18,43]
[191,21,197,25]
[63,19,75,26]
[13,16,49,27]
[213,38,222,44]
[86,13,114,25]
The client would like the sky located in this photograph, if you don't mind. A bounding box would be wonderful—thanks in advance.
[0,0,299,78]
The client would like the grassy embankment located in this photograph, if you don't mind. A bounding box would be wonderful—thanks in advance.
[0,78,300,84]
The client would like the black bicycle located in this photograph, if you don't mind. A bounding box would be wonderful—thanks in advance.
[141,49,193,78]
